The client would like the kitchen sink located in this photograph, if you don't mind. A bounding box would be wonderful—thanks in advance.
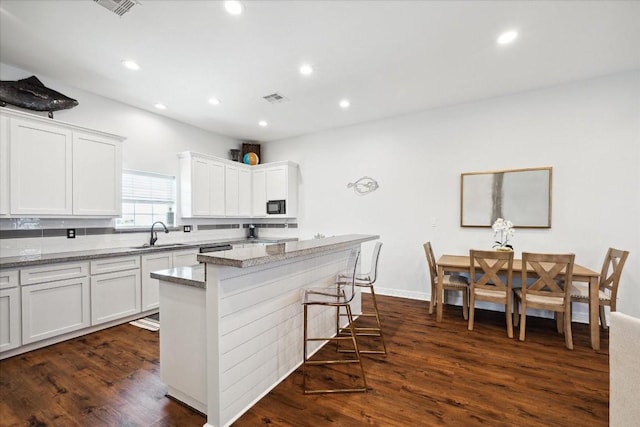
[130,243,188,249]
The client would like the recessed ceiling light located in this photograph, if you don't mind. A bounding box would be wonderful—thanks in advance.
[224,1,243,15]
[497,30,518,45]
[258,120,268,127]
[121,60,140,70]
[154,103,167,110]
[208,97,221,105]
[299,64,313,76]
[339,99,351,109]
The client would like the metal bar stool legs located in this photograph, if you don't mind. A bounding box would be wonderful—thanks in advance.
[303,301,368,394]
[337,283,387,355]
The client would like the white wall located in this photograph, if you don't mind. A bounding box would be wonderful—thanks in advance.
[264,71,640,319]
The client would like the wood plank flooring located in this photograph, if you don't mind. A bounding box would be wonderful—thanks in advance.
[0,295,608,426]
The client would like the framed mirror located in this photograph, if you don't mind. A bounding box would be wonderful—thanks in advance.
[460,167,552,228]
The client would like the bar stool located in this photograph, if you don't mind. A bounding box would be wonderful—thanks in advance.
[302,248,368,394]
[336,241,386,355]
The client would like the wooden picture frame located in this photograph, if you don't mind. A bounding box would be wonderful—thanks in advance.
[460,167,552,228]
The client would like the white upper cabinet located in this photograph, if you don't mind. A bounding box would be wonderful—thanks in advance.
[73,132,122,216]
[180,152,226,217]
[1,109,124,217]
[179,151,298,218]
[257,162,299,218]
[238,167,252,217]
[225,164,240,216]
[0,115,10,215]
[10,117,73,215]
[251,169,266,217]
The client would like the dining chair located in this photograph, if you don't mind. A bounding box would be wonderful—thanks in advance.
[424,242,469,319]
[514,252,575,350]
[302,248,368,394]
[570,247,629,330]
[336,241,386,355]
[468,249,514,338]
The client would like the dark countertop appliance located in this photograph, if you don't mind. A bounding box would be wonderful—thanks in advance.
[199,244,233,254]
[247,224,257,239]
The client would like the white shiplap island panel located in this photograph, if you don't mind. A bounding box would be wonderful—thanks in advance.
[153,234,378,427]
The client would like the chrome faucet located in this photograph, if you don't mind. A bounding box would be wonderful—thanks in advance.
[150,221,169,246]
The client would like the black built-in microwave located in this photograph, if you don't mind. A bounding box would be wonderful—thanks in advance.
[266,199,286,215]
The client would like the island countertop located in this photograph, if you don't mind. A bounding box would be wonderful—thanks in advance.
[150,234,379,288]
[196,234,379,268]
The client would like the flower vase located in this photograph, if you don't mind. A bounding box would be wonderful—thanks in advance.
[496,246,513,252]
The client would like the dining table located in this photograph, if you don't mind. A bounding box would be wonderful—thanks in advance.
[436,254,602,350]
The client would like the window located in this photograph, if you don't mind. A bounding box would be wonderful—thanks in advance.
[116,170,176,228]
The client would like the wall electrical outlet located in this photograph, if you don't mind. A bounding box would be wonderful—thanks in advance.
[66,228,76,239]
[183,225,192,232]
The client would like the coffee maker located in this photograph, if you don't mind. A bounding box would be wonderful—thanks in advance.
[247,224,257,239]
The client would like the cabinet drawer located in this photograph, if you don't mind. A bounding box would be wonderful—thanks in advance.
[0,270,19,290]
[21,262,89,286]
[90,256,140,275]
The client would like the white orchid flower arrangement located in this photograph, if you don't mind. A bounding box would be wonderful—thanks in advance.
[492,218,515,250]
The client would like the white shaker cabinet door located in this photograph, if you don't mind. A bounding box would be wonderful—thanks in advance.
[209,160,226,216]
[21,277,90,344]
[172,249,199,268]
[10,118,73,215]
[1,271,21,353]
[141,252,172,311]
[72,132,122,216]
[225,164,240,216]
[90,269,141,325]
[0,115,9,215]
[238,167,252,217]
[252,169,266,217]
[191,157,212,216]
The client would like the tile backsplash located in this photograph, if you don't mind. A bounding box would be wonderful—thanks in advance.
[0,218,298,257]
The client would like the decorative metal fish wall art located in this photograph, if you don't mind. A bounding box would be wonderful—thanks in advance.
[0,76,79,118]
[347,176,379,196]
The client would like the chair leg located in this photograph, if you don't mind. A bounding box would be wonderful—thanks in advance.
[462,288,469,321]
[302,305,309,392]
[506,298,513,339]
[556,313,563,335]
[599,305,608,330]
[514,296,520,327]
[564,308,574,350]
[367,286,387,355]
[303,302,368,394]
[468,291,475,331]
[429,282,435,314]
[346,304,368,391]
[519,302,527,341]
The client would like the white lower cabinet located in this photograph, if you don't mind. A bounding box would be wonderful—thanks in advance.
[21,276,90,345]
[90,256,141,325]
[141,249,198,311]
[0,270,20,352]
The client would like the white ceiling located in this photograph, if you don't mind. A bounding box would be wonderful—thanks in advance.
[1,0,639,142]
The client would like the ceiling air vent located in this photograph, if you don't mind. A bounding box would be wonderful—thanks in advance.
[263,93,289,104]
[94,0,138,17]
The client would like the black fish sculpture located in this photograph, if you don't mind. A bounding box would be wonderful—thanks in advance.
[0,76,78,118]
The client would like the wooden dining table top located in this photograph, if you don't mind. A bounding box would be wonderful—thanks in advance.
[437,254,599,281]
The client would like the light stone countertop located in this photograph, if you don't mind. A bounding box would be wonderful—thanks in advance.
[0,237,296,269]
[151,234,379,288]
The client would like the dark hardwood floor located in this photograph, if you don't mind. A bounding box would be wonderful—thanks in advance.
[0,295,608,426]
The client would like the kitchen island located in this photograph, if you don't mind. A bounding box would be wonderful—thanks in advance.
[151,234,378,427]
